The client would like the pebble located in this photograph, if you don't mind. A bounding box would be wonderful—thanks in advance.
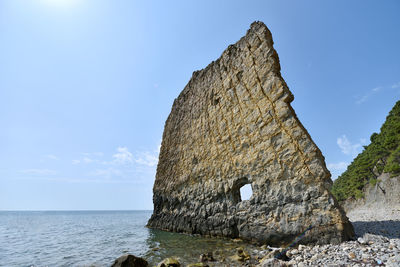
[310,254,319,261]
[358,237,367,244]
[298,244,306,251]
[362,253,369,259]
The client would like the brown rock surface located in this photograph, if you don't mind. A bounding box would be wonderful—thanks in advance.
[111,254,148,267]
[147,21,354,245]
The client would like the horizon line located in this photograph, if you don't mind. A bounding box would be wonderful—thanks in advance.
[0,209,153,212]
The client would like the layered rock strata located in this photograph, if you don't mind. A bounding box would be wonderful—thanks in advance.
[148,21,354,245]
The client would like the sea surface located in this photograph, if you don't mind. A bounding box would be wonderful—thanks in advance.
[0,210,254,267]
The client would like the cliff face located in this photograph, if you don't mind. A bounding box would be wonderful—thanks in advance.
[148,21,354,246]
[343,173,400,213]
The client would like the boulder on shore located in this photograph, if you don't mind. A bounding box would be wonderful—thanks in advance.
[111,254,148,267]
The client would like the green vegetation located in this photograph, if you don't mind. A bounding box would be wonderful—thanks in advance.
[331,100,400,201]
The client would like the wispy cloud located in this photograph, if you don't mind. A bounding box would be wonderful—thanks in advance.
[44,154,59,160]
[82,157,94,164]
[134,143,160,167]
[15,145,160,184]
[89,168,122,178]
[39,154,59,162]
[356,81,400,104]
[327,162,349,172]
[72,152,103,164]
[70,144,160,182]
[356,86,382,104]
[14,176,145,184]
[101,146,160,167]
[337,135,367,157]
[19,169,57,175]
[392,82,400,89]
[112,147,134,165]
[82,152,104,157]
[97,145,160,180]
[135,152,158,167]
[72,158,95,164]
[355,95,368,105]
[327,161,349,180]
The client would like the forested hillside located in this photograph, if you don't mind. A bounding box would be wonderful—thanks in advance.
[332,100,400,201]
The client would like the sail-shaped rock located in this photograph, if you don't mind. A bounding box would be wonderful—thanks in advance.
[148,21,354,245]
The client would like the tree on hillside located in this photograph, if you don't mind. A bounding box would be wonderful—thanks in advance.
[332,100,400,201]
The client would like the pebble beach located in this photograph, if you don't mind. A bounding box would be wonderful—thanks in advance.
[249,206,400,266]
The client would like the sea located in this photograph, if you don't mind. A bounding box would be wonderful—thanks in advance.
[0,210,254,267]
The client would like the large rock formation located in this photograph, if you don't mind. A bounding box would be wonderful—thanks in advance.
[148,21,354,245]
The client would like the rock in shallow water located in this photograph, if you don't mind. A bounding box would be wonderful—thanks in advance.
[147,21,354,246]
[157,257,181,267]
[199,252,214,262]
[111,254,148,267]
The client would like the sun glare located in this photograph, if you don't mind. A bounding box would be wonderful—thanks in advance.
[40,0,80,9]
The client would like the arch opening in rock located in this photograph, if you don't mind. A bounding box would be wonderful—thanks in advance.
[239,183,253,201]
[231,177,252,203]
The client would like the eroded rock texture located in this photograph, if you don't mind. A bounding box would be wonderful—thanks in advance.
[148,21,354,245]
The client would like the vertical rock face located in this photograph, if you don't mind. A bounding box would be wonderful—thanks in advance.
[148,21,354,245]
[342,173,400,213]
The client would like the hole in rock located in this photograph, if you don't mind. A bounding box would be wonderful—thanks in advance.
[239,183,253,201]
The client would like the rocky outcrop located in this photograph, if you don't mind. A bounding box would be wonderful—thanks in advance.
[148,21,354,245]
[343,173,400,213]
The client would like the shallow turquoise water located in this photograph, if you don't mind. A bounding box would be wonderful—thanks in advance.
[0,210,255,266]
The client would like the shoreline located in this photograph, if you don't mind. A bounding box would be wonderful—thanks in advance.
[121,207,400,266]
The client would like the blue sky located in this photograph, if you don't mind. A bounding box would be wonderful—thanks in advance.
[0,0,399,210]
